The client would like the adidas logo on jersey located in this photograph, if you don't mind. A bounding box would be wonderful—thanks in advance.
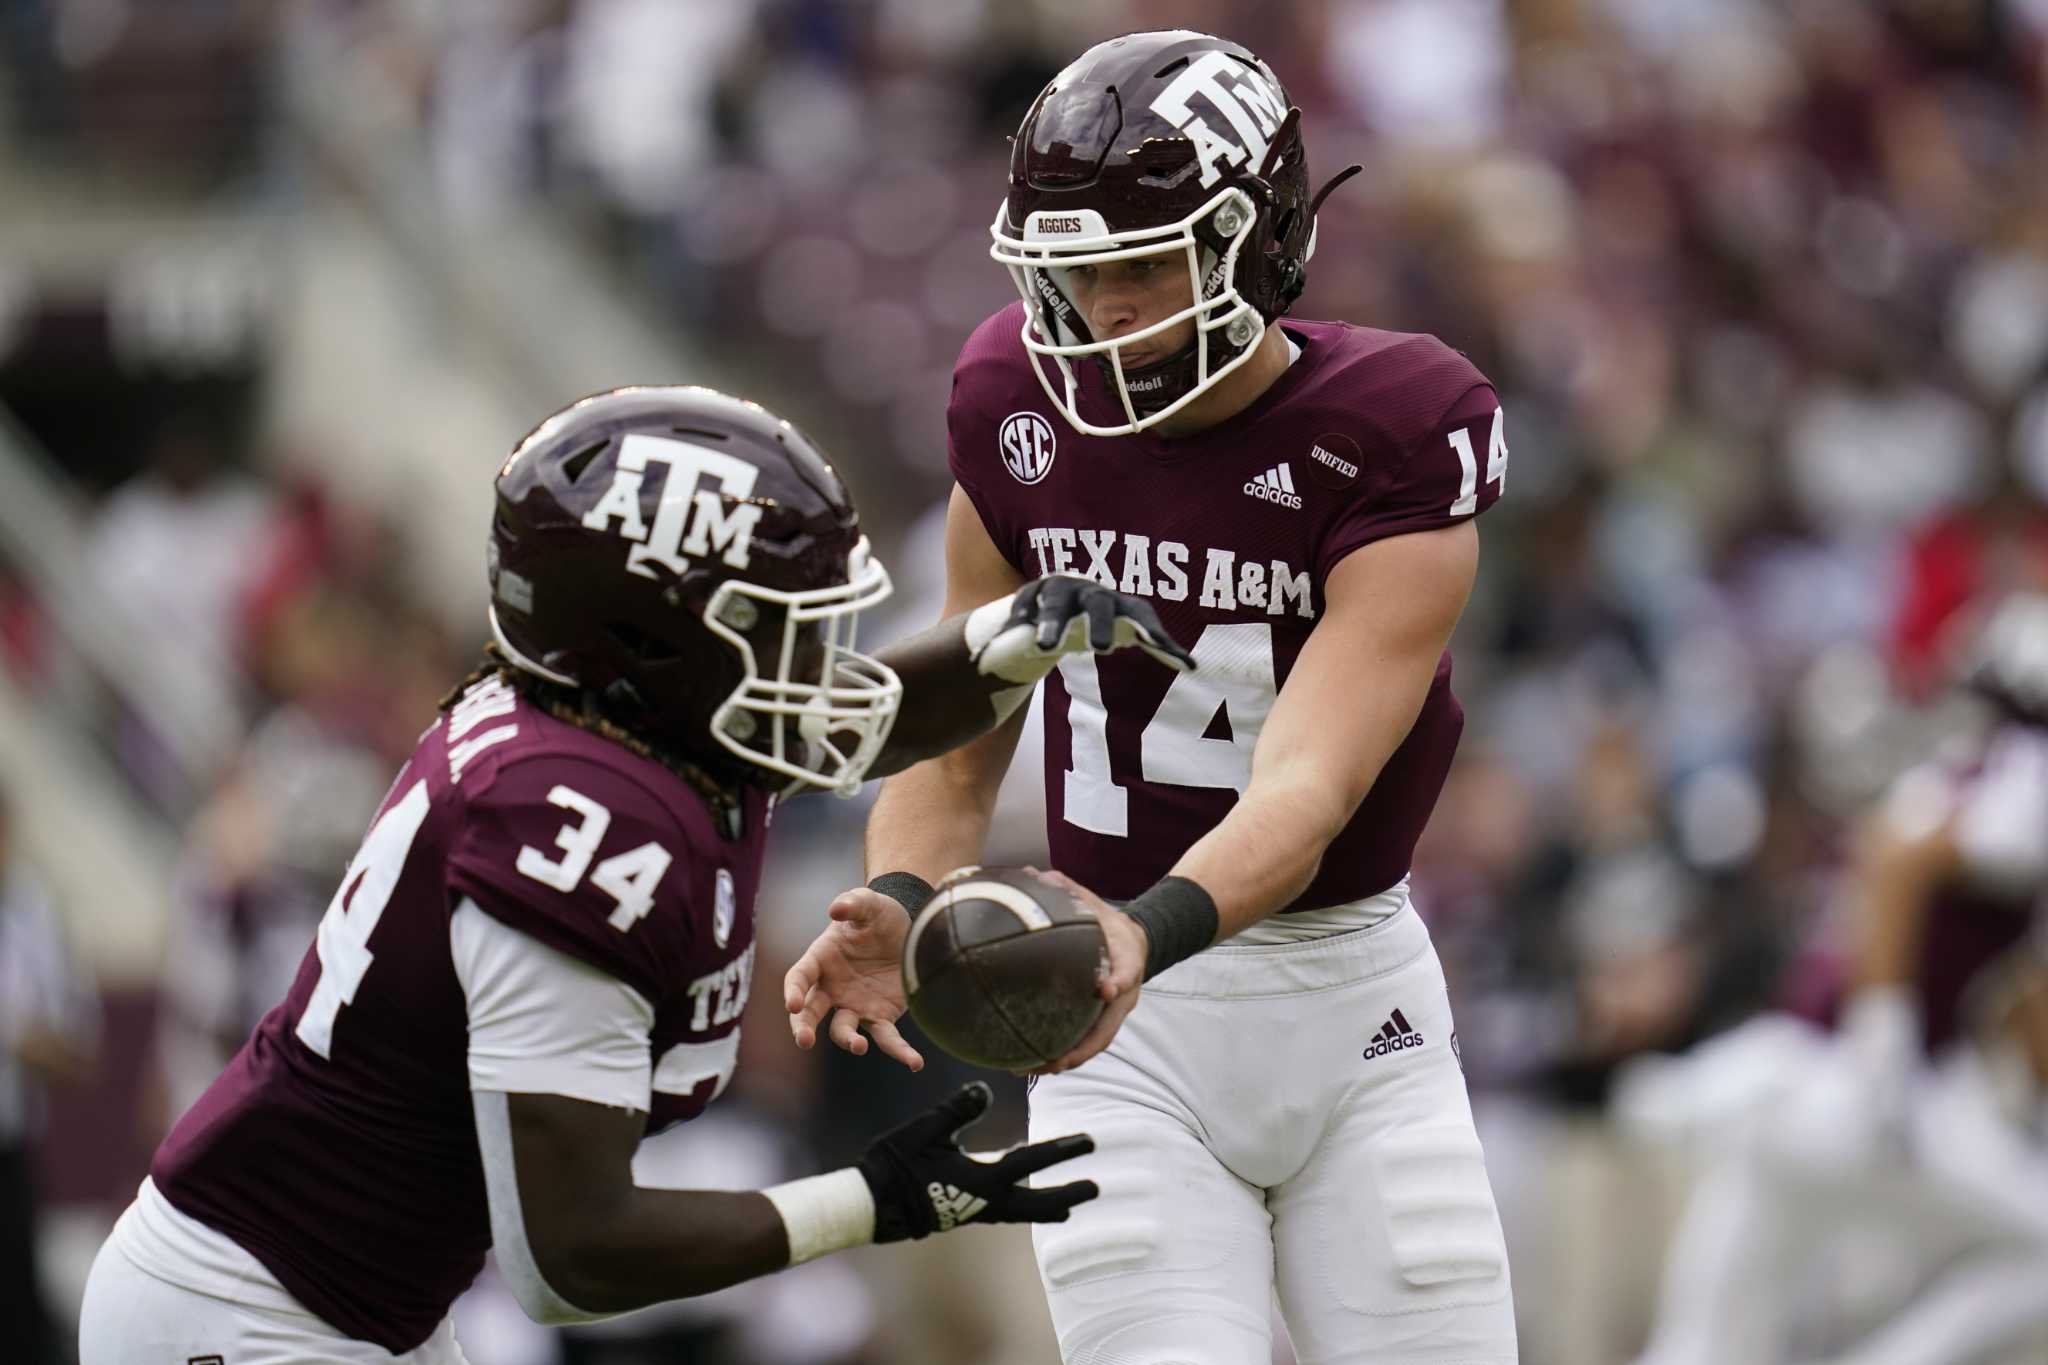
[927,1181,988,1231]
[1244,463,1302,509]
[1362,1008,1423,1059]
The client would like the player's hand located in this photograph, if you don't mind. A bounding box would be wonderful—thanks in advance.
[1026,869,1145,1077]
[785,887,923,1071]
[857,1081,1097,1241]
[969,574,1195,685]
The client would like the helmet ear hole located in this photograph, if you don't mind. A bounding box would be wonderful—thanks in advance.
[605,622,682,665]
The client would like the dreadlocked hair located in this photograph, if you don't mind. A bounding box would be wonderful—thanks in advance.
[440,644,746,819]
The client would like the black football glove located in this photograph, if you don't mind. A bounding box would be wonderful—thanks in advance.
[855,1082,1098,1241]
[970,574,1196,685]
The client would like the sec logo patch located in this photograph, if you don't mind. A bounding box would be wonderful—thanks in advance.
[999,411,1057,485]
[713,869,736,948]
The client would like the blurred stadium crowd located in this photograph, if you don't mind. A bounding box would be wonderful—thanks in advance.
[2,1,2047,1362]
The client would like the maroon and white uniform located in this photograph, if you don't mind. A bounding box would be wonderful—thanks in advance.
[954,306,1518,1365]
[1624,724,2048,1365]
[1881,718,2048,1050]
[122,678,767,1353]
[951,303,1501,908]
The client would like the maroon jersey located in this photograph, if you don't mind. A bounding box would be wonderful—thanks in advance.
[1908,721,2048,1051]
[950,304,1505,909]
[151,677,769,1351]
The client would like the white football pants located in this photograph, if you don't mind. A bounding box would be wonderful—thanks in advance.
[1028,900,1517,1365]
[80,1181,473,1364]
[1631,1039,2048,1365]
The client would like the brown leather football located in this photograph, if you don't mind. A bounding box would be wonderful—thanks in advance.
[903,866,1107,1070]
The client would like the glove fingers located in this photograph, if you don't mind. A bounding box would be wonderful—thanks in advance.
[1001,1180,1100,1224]
[1122,600,1195,669]
[1035,578,1082,648]
[1085,592,1117,652]
[937,1080,994,1140]
[1111,616,1196,673]
[993,1132,1096,1181]
[1136,639,1195,673]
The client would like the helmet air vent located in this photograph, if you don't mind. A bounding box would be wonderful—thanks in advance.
[560,441,607,483]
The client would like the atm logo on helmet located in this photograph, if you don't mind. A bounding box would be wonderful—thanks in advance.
[580,433,763,574]
[1149,49,1288,189]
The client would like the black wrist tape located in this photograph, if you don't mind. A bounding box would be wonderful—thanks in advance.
[868,871,936,920]
[1122,876,1219,981]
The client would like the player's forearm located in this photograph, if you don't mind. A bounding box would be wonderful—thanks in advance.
[866,615,1030,776]
[533,1186,794,1313]
[1137,526,1471,951]
[866,729,1015,883]
[1849,820,1958,991]
[1171,779,1348,939]
[868,705,1026,883]
[488,1091,813,1323]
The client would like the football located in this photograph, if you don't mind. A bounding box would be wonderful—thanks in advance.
[903,866,1107,1071]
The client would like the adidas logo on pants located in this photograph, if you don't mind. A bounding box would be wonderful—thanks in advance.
[1362,1008,1423,1059]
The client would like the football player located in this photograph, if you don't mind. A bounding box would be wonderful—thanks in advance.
[1618,945,2048,1365]
[78,385,1195,1362]
[1838,592,2048,1117]
[1622,593,2048,1365]
[786,30,1518,1365]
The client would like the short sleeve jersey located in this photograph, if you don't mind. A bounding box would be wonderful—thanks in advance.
[149,678,770,1352]
[1881,720,2048,1051]
[948,304,1505,909]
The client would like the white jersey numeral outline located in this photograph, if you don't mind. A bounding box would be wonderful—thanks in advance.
[297,779,433,1059]
[295,778,679,1064]
[1447,404,1508,516]
[1058,623,1277,836]
[517,784,675,933]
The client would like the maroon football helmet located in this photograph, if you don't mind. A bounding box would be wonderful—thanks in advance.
[488,387,900,794]
[990,29,1357,435]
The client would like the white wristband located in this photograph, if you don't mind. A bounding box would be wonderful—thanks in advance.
[763,1168,877,1266]
[1841,986,1922,1079]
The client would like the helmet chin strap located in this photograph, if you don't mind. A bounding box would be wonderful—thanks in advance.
[1095,342,1201,416]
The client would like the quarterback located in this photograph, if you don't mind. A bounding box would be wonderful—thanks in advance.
[788,29,1517,1365]
[78,386,1194,1361]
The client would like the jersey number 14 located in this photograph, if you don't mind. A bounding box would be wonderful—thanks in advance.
[1059,622,1275,836]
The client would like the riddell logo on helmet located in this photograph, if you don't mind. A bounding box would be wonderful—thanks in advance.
[580,434,764,574]
[1150,49,1288,189]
